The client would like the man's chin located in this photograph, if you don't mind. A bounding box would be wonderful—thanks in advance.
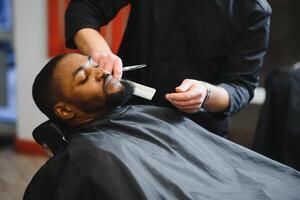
[106,80,134,109]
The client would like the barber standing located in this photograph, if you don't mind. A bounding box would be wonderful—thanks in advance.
[65,0,271,136]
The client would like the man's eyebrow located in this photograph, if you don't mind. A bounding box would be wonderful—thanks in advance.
[72,66,85,79]
[72,57,93,79]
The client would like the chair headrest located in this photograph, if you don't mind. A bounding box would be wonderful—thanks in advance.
[32,120,68,155]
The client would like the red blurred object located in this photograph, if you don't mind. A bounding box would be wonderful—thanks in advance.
[48,0,130,57]
[15,139,46,156]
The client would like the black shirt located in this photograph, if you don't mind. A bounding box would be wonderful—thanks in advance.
[65,0,271,136]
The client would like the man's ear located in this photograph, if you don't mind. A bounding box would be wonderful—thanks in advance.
[54,102,75,120]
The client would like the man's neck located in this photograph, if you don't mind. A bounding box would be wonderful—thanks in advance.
[68,109,107,127]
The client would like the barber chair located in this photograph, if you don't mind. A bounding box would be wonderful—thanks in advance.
[252,66,300,171]
[32,120,68,157]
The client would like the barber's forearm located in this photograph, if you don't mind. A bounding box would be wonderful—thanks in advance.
[202,83,230,113]
[74,28,112,57]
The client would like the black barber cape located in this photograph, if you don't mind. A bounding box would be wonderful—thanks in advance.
[24,105,300,200]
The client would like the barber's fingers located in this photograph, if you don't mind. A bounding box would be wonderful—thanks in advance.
[166,80,205,101]
[166,98,202,107]
[99,53,123,80]
[174,103,201,110]
[166,89,199,101]
[166,97,202,113]
[92,52,123,80]
[175,79,195,93]
[165,79,208,113]
[111,56,123,80]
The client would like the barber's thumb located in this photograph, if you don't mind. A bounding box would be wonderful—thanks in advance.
[176,80,193,92]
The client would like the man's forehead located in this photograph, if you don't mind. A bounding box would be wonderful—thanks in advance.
[54,53,87,81]
[60,53,87,67]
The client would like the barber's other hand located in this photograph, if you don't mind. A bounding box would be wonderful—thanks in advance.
[91,52,123,80]
[165,79,208,113]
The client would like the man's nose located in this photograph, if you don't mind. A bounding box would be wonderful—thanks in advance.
[93,67,109,82]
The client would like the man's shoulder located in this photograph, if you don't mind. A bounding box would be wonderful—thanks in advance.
[38,142,123,184]
[24,144,127,199]
[23,157,57,199]
[63,136,119,163]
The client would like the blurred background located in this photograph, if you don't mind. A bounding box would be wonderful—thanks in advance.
[0,0,299,199]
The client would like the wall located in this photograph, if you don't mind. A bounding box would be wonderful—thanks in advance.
[14,0,48,140]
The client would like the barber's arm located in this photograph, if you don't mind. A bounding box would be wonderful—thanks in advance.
[167,4,271,115]
[65,0,130,79]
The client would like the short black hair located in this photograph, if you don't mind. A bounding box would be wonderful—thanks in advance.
[32,54,65,120]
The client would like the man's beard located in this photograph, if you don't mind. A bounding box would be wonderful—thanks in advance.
[105,80,134,109]
[74,80,134,114]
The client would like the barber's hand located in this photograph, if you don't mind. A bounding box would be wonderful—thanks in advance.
[91,52,123,80]
[165,79,208,113]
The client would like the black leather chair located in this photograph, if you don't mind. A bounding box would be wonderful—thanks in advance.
[252,66,300,170]
[32,120,68,156]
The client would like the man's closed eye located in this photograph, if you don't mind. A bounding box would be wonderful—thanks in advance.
[79,76,89,84]
[77,71,89,85]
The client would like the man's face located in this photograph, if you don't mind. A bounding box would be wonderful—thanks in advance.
[54,53,130,114]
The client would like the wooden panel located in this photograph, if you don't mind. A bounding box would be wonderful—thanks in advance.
[0,148,47,200]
